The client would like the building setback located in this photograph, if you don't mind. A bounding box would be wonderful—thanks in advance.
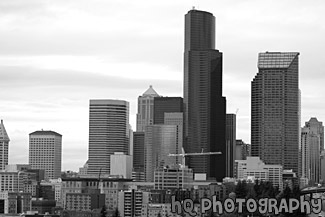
[0,120,9,170]
[153,97,183,124]
[87,99,129,175]
[29,130,62,179]
[251,52,300,174]
[183,9,226,181]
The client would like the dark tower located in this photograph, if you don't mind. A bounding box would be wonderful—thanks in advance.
[183,9,226,181]
[251,52,300,174]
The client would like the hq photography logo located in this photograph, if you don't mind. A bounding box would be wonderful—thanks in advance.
[171,195,323,216]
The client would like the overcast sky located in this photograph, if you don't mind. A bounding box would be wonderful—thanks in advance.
[1,0,325,171]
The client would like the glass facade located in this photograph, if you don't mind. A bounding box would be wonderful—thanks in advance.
[251,52,300,174]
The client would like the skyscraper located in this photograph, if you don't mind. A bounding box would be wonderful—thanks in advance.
[153,97,183,124]
[0,120,9,170]
[183,9,226,181]
[144,125,178,182]
[136,85,160,132]
[88,99,129,175]
[251,52,300,174]
[226,114,236,177]
[300,118,324,183]
[29,130,62,179]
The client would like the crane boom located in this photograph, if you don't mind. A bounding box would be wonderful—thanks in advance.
[168,151,222,157]
[168,148,222,189]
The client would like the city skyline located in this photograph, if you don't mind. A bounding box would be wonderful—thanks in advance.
[1,0,325,171]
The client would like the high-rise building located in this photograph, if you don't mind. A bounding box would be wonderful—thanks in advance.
[251,52,300,174]
[300,118,324,184]
[305,118,324,151]
[226,114,236,177]
[320,150,325,184]
[136,85,160,132]
[29,130,62,179]
[153,97,183,124]
[183,9,226,181]
[235,139,250,161]
[110,152,132,179]
[88,99,129,175]
[132,132,145,179]
[0,120,9,170]
[144,125,178,182]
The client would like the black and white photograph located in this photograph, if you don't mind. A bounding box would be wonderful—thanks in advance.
[1,0,325,216]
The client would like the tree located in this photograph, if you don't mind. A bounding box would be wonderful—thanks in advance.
[100,205,107,217]
[112,207,120,217]
[235,180,248,199]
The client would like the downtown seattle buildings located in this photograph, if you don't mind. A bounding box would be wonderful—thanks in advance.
[251,52,300,174]
[87,99,130,175]
[29,130,62,179]
[183,9,227,181]
[0,120,9,170]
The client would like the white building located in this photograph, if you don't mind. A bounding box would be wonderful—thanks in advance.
[235,157,283,190]
[29,130,62,179]
[110,152,132,179]
[154,165,193,190]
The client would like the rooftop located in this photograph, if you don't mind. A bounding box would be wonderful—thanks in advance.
[0,120,10,141]
[29,130,62,137]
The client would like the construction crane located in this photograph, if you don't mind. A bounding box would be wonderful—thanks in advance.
[168,148,222,189]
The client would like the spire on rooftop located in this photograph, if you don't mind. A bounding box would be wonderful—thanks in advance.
[142,85,160,97]
[0,120,10,142]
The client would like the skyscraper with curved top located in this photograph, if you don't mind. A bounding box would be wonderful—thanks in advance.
[184,9,226,181]
[251,52,300,174]
[88,99,129,175]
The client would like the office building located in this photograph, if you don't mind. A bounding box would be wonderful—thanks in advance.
[305,118,324,150]
[154,165,193,190]
[235,140,250,161]
[133,132,145,181]
[118,189,149,217]
[226,114,236,177]
[88,99,129,175]
[0,120,9,170]
[301,118,323,184]
[183,9,226,181]
[110,152,132,179]
[65,189,105,212]
[136,85,160,132]
[29,130,62,179]
[144,125,178,182]
[235,157,283,190]
[251,52,300,174]
[153,97,183,124]
[320,150,325,184]
[61,177,131,211]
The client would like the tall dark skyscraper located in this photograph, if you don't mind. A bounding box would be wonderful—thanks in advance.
[153,97,183,124]
[183,9,226,181]
[226,114,236,177]
[251,52,300,174]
